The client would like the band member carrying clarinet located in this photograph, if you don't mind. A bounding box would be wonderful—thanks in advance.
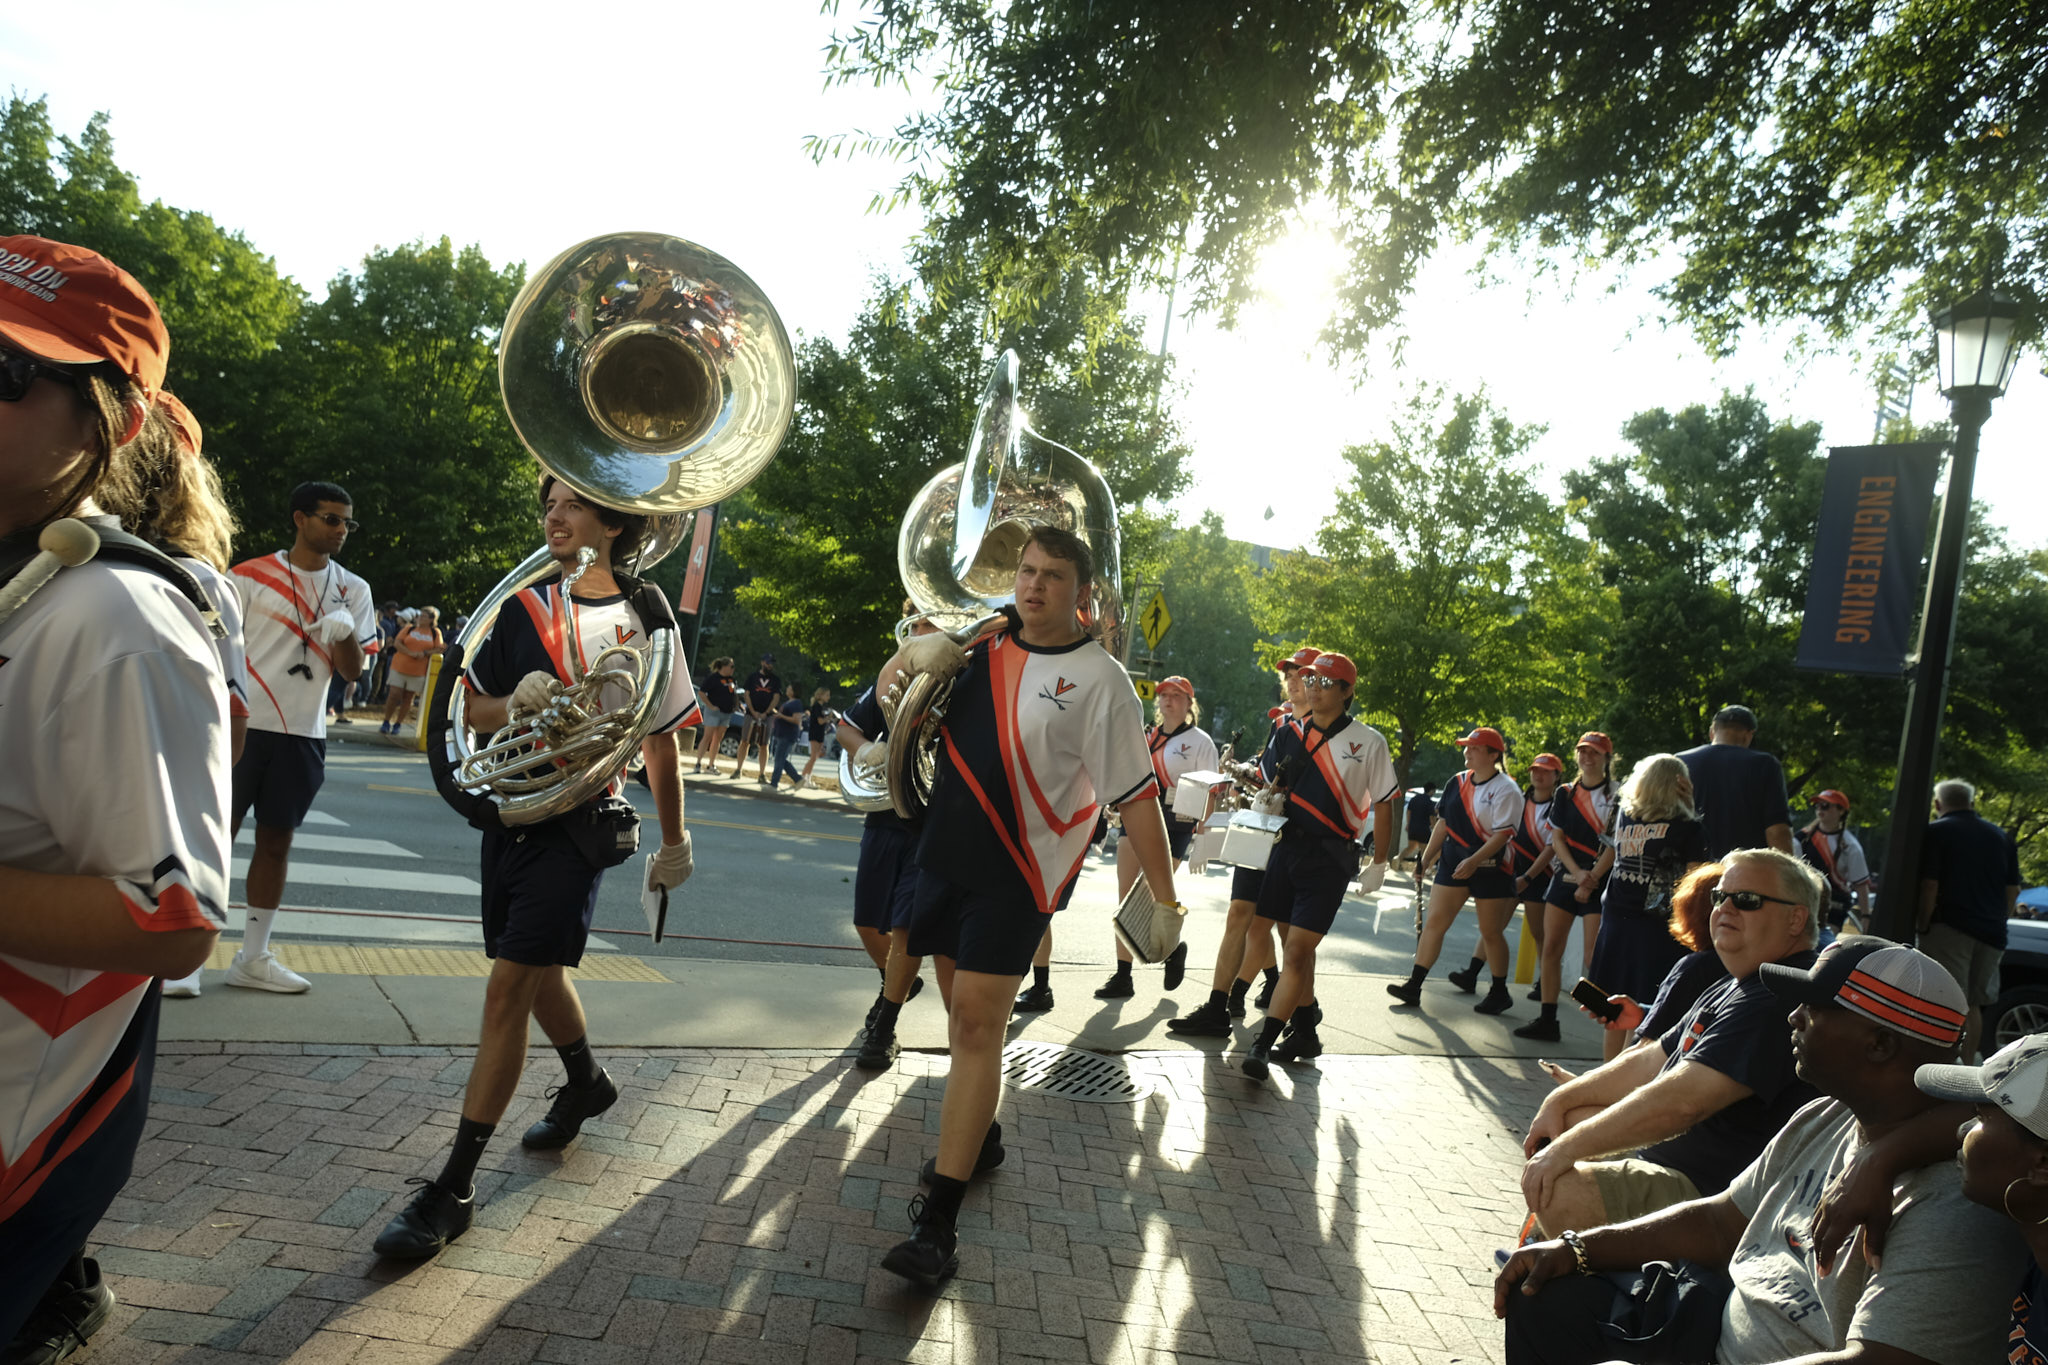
[373,477,700,1261]
[876,527,1175,1290]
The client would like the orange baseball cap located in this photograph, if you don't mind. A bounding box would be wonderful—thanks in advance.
[1817,789,1850,810]
[1576,731,1614,754]
[1529,752,1564,773]
[157,390,202,454]
[0,235,169,396]
[1455,726,1506,752]
[1309,653,1357,685]
[1278,647,1322,672]
[1155,675,1194,698]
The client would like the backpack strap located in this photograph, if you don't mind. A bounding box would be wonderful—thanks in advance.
[0,524,225,639]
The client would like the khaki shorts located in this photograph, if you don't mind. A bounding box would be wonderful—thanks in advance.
[1587,1158,1701,1224]
[1919,921,2002,1006]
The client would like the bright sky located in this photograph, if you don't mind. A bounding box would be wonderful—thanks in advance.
[7,0,2041,554]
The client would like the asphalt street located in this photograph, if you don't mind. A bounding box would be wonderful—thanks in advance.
[250,745,1511,985]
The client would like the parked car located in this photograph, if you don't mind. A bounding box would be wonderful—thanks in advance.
[1987,917,2048,1048]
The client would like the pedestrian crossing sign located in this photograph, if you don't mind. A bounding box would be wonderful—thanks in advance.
[1134,678,1156,701]
[1139,592,1171,651]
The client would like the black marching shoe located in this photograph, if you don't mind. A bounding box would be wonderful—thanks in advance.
[1273,1024,1324,1064]
[373,1177,475,1260]
[1252,972,1278,1012]
[1446,964,1481,995]
[1526,984,1543,1001]
[863,997,884,1033]
[1512,1015,1562,1042]
[1093,972,1135,999]
[1385,978,1423,1007]
[521,1069,619,1150]
[1166,999,1233,1037]
[918,1122,1006,1186]
[1013,982,1055,1013]
[1162,941,1189,990]
[857,1024,900,1072]
[4,1258,115,1365]
[1474,982,1514,1016]
[881,1194,960,1291]
[1241,1037,1275,1081]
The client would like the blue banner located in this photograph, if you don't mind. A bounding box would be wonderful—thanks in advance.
[1794,443,1942,676]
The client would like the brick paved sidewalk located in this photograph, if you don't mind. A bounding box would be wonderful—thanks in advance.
[78,1042,1548,1365]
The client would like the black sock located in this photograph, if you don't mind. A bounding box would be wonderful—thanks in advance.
[556,1036,599,1089]
[438,1116,493,1195]
[1228,978,1249,1002]
[1033,965,1050,990]
[1406,964,1429,987]
[1207,989,1229,1010]
[1466,955,1485,974]
[1256,1016,1287,1048]
[1541,1003,1559,1021]
[1263,966,1279,983]
[921,1172,968,1227]
[1114,959,1133,980]
[876,997,903,1032]
[1490,975,1507,991]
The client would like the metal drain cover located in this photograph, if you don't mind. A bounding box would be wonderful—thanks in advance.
[1000,1040,1151,1103]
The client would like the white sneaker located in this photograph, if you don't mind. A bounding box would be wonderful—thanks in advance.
[162,969,203,998]
[224,950,310,993]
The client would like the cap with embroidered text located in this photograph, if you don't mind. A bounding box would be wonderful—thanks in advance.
[1455,726,1505,752]
[1760,938,1967,1046]
[1575,731,1614,755]
[1529,753,1564,773]
[1155,675,1193,698]
[1278,647,1322,672]
[0,235,169,396]
[1916,1035,2048,1141]
[1309,653,1356,685]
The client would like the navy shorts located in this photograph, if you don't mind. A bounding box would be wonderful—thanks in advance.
[1230,865,1266,903]
[1254,836,1360,937]
[907,871,1047,976]
[480,822,606,967]
[1434,845,1517,901]
[1545,867,1610,917]
[231,729,326,830]
[853,821,920,932]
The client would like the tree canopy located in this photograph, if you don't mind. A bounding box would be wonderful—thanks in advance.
[820,0,2046,358]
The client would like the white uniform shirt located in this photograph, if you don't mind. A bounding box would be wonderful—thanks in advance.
[1149,722,1221,808]
[464,582,701,738]
[178,557,250,719]
[232,552,376,739]
[0,557,229,1177]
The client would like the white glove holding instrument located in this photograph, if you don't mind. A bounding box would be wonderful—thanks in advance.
[853,740,888,772]
[508,670,565,720]
[1355,861,1388,896]
[648,832,694,891]
[897,629,969,680]
[310,609,358,645]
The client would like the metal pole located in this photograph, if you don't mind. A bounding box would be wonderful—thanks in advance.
[1870,392,1992,940]
[687,503,721,667]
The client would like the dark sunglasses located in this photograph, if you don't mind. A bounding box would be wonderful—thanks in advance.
[306,511,361,532]
[1302,675,1347,690]
[1711,887,1804,912]
[0,347,82,402]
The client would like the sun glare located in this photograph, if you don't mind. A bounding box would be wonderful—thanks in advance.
[1250,226,1349,332]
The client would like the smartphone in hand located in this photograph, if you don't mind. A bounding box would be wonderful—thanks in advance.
[1570,977,1623,1023]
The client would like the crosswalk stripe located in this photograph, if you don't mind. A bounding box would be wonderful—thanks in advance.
[302,811,350,827]
[229,857,479,896]
[234,830,418,859]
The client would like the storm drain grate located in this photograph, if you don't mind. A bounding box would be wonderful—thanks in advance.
[1000,1040,1151,1103]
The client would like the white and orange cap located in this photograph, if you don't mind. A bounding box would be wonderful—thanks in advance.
[0,235,169,396]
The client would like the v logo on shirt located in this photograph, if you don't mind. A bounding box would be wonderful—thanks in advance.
[615,626,637,646]
[1037,677,1080,710]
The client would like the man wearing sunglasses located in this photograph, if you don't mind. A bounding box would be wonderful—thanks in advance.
[1518,849,1823,1237]
[216,482,375,994]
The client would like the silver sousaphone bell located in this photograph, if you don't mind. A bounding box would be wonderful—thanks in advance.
[838,349,1123,818]
[430,232,795,826]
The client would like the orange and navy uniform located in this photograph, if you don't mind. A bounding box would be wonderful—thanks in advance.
[1265,715,1398,843]
[1509,785,1559,884]
[1438,771,1527,869]
[917,629,1156,915]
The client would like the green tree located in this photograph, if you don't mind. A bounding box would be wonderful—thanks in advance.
[1135,513,1270,748]
[721,269,1191,677]
[1250,387,1592,783]
[820,1,2045,357]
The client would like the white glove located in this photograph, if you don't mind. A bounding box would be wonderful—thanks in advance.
[508,670,564,720]
[1356,861,1387,896]
[311,610,357,645]
[897,630,969,680]
[1251,786,1288,817]
[853,740,888,771]
[648,832,694,891]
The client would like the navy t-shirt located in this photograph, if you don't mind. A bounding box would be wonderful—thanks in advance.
[701,672,738,713]
[1639,950,1819,1194]
[845,685,913,833]
[1678,743,1791,859]
[744,669,779,714]
[772,697,803,739]
[1406,791,1435,841]
[1602,812,1707,920]
[1635,948,1730,1043]
[2011,1261,2048,1365]
[1923,809,2023,948]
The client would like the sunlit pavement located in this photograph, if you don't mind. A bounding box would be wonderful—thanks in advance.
[85,1040,1538,1364]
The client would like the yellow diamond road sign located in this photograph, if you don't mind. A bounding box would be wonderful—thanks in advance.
[1133,678,1156,701]
[1139,592,1171,650]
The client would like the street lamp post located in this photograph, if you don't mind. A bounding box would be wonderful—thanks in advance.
[1871,291,2023,941]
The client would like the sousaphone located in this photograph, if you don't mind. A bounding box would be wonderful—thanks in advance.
[429,232,795,826]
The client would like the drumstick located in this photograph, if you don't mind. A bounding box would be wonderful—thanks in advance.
[0,518,101,633]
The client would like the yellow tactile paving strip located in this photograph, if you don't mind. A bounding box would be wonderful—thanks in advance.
[203,941,668,982]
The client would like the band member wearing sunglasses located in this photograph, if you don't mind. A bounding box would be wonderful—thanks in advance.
[0,237,228,1352]
[227,482,376,993]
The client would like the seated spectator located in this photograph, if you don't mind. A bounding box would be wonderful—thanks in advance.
[1520,848,1823,1235]
[1496,939,2020,1365]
